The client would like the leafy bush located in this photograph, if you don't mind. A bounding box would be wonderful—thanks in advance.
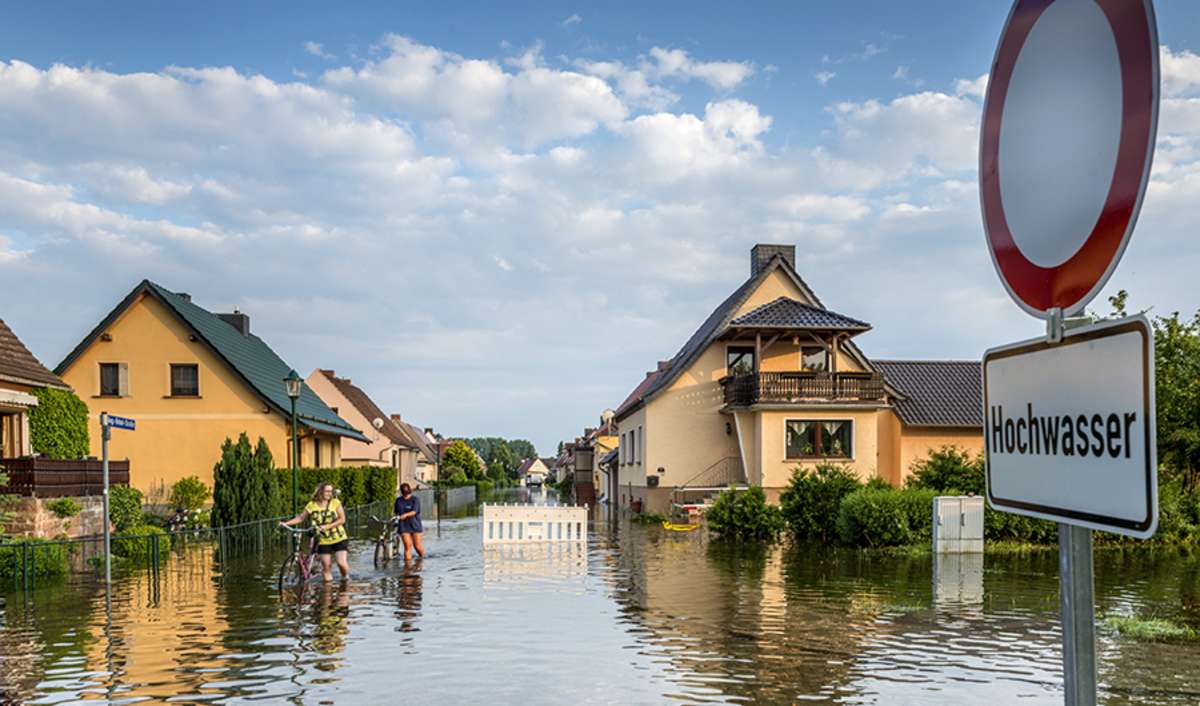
[27,387,90,459]
[705,487,785,541]
[447,469,469,486]
[109,485,144,532]
[836,487,937,547]
[168,476,211,511]
[985,507,1057,544]
[274,466,397,517]
[112,524,171,561]
[780,462,861,542]
[442,441,482,479]
[631,511,668,525]
[906,446,984,495]
[0,539,68,581]
[473,479,494,495]
[47,497,82,519]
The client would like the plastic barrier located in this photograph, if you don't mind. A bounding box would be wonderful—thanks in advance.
[481,503,587,544]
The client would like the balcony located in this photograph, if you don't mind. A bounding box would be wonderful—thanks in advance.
[0,457,130,497]
[721,371,886,407]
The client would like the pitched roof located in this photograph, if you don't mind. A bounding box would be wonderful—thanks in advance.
[729,297,871,332]
[395,419,438,464]
[56,280,367,441]
[873,360,982,428]
[615,254,875,421]
[516,458,547,476]
[0,319,69,390]
[317,370,413,447]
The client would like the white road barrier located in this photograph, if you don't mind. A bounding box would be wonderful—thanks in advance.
[481,503,587,544]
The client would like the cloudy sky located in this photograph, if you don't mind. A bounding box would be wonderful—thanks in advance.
[1,1,1198,456]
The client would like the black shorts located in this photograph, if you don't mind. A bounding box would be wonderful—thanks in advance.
[316,539,349,554]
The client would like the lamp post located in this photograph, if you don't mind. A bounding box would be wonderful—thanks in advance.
[284,369,302,516]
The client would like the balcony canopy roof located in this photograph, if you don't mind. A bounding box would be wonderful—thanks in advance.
[725,297,871,335]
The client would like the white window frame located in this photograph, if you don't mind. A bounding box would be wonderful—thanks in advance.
[783,417,855,461]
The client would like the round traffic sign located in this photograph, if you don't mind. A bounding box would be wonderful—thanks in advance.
[980,0,1159,317]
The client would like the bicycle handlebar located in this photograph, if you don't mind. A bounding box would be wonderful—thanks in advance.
[279,524,315,535]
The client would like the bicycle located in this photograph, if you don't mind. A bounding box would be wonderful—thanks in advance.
[371,515,400,568]
[278,525,319,591]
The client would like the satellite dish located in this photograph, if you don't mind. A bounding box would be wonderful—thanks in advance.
[372,418,385,430]
[601,409,615,423]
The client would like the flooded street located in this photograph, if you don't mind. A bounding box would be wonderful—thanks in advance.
[2,490,1198,704]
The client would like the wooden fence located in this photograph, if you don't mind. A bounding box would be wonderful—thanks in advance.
[0,458,130,497]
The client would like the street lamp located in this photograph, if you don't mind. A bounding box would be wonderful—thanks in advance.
[284,369,302,516]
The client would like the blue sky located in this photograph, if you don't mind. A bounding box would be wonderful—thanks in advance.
[1,1,1198,455]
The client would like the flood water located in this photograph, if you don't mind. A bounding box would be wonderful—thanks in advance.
[2,488,1198,704]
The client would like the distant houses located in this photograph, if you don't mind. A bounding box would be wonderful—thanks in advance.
[515,457,549,486]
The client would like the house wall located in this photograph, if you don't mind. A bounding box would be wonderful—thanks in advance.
[896,427,985,484]
[876,409,903,485]
[616,405,645,506]
[304,371,398,469]
[755,408,883,488]
[58,293,339,493]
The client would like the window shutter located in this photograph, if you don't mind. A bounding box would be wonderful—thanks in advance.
[118,363,129,397]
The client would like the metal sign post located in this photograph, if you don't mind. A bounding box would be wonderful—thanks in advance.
[101,412,111,586]
[100,413,135,586]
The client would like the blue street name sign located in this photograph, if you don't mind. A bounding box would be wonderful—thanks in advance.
[107,415,136,431]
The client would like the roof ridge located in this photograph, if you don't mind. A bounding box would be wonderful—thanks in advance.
[874,359,980,364]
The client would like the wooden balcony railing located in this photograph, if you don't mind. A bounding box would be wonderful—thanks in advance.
[0,457,130,497]
[721,371,886,407]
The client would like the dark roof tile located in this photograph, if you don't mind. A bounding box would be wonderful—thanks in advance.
[730,297,870,331]
[874,360,982,428]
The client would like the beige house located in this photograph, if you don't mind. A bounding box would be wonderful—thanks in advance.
[306,369,430,488]
[613,244,983,512]
[516,457,550,485]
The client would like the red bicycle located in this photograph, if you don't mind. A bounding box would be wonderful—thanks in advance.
[278,525,319,591]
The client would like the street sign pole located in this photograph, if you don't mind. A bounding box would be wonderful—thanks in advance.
[1051,312,1096,706]
[101,412,112,586]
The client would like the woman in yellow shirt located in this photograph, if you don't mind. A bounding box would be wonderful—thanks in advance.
[280,481,349,581]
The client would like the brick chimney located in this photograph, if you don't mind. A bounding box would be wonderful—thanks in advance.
[218,309,250,336]
[751,244,796,276]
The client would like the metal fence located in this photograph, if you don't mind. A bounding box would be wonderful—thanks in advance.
[0,499,393,593]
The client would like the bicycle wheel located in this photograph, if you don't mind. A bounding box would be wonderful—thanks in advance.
[278,553,303,591]
[374,538,390,568]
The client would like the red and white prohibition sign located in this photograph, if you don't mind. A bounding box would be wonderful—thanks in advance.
[980,0,1159,317]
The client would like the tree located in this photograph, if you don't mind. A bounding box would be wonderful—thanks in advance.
[488,440,516,473]
[509,439,537,461]
[211,434,279,526]
[442,440,482,479]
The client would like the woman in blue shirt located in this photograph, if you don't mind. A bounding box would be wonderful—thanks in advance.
[393,483,425,561]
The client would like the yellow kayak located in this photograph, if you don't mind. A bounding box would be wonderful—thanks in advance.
[662,520,699,532]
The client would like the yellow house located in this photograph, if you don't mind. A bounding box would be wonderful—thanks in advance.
[306,369,434,488]
[55,280,367,494]
[613,244,983,512]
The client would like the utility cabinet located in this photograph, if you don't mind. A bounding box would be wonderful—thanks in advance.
[932,496,984,553]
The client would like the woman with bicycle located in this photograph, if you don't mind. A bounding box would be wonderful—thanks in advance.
[281,481,349,581]
[393,483,425,561]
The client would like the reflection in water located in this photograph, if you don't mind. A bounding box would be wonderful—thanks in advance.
[1,494,1198,704]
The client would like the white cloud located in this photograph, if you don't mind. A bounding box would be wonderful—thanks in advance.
[494,255,514,271]
[954,73,988,99]
[617,100,772,181]
[304,41,335,60]
[772,193,870,221]
[561,14,582,28]
[892,65,908,80]
[645,47,754,91]
[815,71,836,87]
[1161,45,1200,98]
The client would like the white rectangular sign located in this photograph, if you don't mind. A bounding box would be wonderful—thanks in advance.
[983,316,1157,538]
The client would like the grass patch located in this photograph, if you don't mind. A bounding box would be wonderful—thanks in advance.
[1102,615,1198,642]
[983,541,1057,555]
[631,512,668,526]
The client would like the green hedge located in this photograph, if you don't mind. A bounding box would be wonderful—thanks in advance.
[274,466,397,514]
[27,387,90,459]
[0,539,69,581]
[112,524,171,560]
[836,487,937,547]
[780,463,861,542]
[706,487,785,541]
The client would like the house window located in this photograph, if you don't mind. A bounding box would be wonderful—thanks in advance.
[786,419,853,459]
[629,431,636,466]
[312,438,322,468]
[726,345,755,376]
[637,426,643,464]
[100,363,121,396]
[170,364,199,397]
[801,346,829,372]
